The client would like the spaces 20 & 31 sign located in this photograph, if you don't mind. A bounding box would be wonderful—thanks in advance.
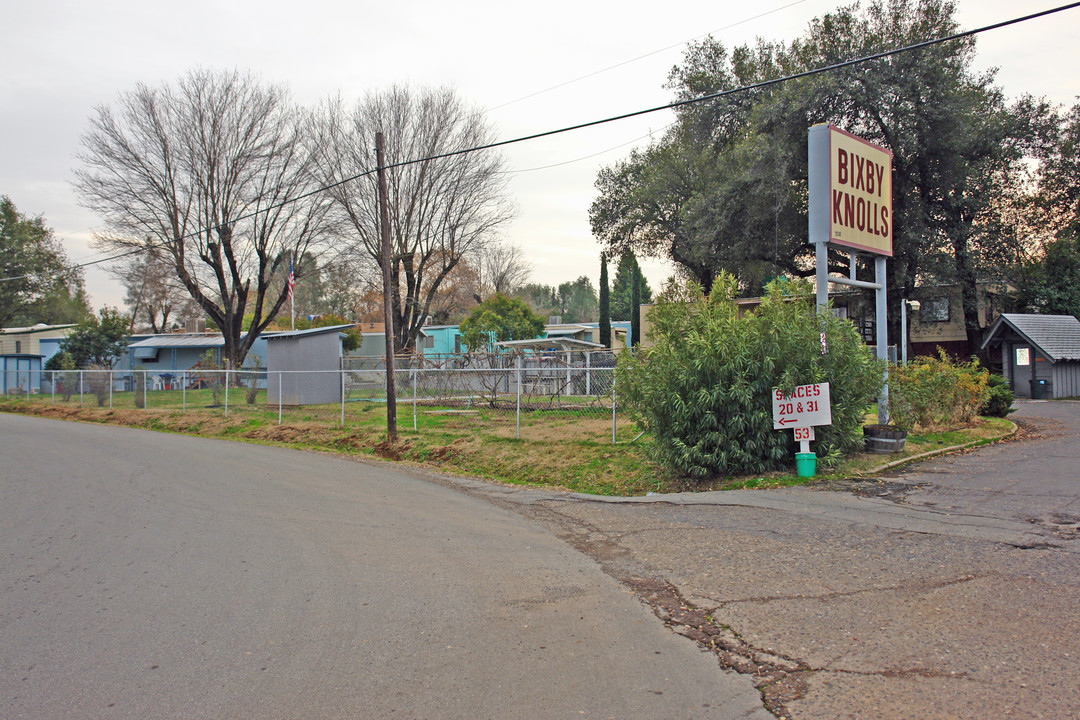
[772,382,832,430]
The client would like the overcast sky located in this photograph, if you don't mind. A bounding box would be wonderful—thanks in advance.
[2,0,1078,312]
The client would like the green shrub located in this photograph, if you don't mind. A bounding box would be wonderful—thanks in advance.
[243,355,261,405]
[980,373,1015,417]
[616,276,885,479]
[888,351,990,431]
[133,372,146,408]
[87,365,110,407]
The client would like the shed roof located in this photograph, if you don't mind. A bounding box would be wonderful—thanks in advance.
[264,324,353,341]
[126,334,230,349]
[0,323,76,335]
[981,313,1080,362]
[494,337,604,351]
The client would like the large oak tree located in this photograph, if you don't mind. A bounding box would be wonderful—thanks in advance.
[591,0,1052,349]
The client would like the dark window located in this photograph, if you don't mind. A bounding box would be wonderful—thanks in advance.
[921,297,950,323]
[15,341,22,353]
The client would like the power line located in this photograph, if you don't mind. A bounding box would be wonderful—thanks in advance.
[381,2,1080,171]
[486,0,810,112]
[505,124,675,174]
[5,1,1078,285]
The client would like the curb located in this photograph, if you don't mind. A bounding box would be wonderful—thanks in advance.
[860,419,1020,475]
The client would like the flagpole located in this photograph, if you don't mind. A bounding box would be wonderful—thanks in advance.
[288,259,296,331]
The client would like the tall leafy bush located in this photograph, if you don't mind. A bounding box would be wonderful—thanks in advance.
[617,276,884,478]
[888,351,991,431]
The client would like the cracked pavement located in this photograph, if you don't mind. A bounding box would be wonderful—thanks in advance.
[447,400,1080,719]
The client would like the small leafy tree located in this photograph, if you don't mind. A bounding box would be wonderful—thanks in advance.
[617,276,884,479]
[44,351,77,401]
[459,293,545,353]
[56,307,130,368]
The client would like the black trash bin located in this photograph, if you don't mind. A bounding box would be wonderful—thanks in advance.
[1030,378,1052,399]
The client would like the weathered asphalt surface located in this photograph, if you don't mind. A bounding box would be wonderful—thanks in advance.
[459,400,1080,719]
[4,401,1078,719]
[0,414,768,720]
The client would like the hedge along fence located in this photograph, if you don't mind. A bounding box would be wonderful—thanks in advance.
[616,275,885,479]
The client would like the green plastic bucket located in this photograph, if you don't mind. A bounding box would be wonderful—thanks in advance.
[795,452,817,478]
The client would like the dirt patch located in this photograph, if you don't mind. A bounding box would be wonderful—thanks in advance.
[242,422,331,444]
[373,440,413,460]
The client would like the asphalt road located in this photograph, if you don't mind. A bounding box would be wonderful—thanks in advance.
[475,400,1080,719]
[0,414,769,720]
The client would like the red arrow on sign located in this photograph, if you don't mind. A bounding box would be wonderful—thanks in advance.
[777,417,798,426]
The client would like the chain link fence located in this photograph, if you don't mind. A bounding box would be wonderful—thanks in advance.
[10,351,637,443]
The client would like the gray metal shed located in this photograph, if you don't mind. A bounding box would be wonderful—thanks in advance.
[265,325,350,406]
[981,314,1080,399]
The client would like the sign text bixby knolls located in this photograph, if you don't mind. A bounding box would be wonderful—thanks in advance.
[832,148,890,238]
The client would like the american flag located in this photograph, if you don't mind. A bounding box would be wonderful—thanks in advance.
[287,260,295,300]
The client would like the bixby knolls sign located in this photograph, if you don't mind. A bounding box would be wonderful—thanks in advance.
[808,123,893,425]
[809,124,893,256]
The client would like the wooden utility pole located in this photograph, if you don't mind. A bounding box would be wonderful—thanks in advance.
[375,132,398,441]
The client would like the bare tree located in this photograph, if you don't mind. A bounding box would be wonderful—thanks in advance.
[108,248,200,332]
[313,85,515,352]
[472,241,531,299]
[75,69,335,366]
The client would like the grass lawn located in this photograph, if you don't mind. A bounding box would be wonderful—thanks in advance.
[1,391,1015,496]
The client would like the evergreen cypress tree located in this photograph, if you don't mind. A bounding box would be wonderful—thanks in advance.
[599,253,611,347]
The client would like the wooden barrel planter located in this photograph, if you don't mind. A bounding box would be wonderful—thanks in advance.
[864,424,907,453]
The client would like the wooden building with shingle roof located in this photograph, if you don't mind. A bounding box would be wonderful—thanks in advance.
[981,314,1080,399]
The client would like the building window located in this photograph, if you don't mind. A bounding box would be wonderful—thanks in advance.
[920,297,950,323]
[454,335,461,354]
[15,341,21,354]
